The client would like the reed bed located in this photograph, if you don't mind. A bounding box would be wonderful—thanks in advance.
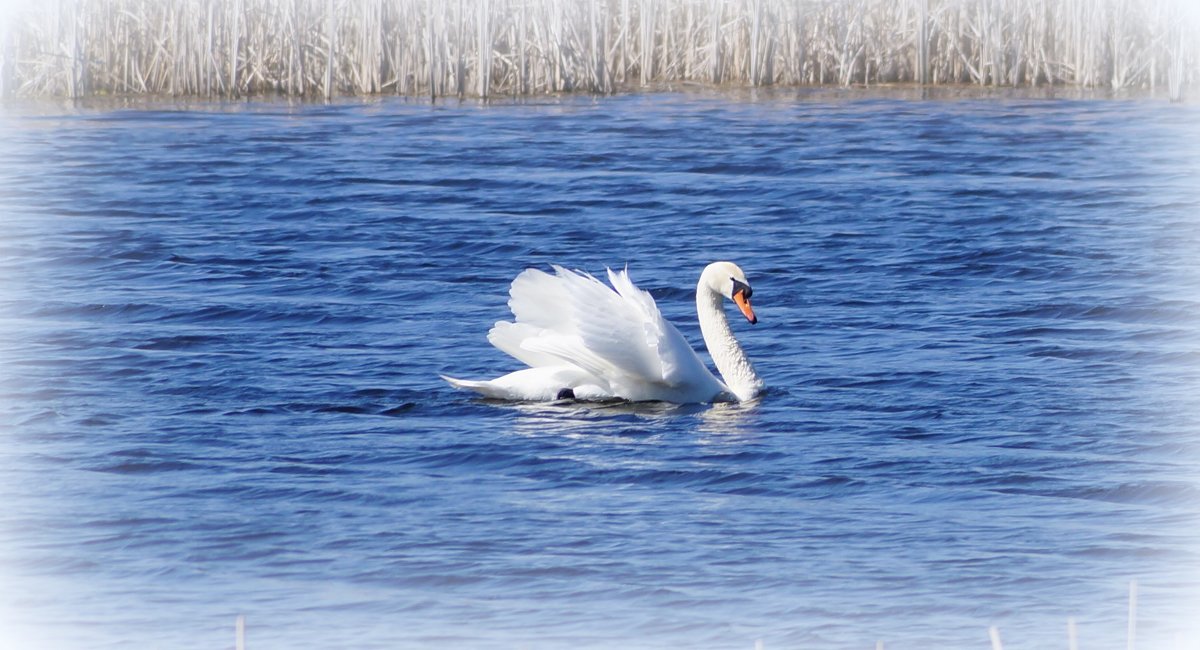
[1,0,1197,99]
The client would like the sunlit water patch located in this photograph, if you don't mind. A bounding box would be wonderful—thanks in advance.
[1,91,1199,649]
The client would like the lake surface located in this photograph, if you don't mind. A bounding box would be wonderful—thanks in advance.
[1,90,1199,650]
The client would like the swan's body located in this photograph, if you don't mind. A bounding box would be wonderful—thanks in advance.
[442,262,764,403]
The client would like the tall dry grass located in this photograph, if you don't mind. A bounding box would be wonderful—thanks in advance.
[0,0,1196,99]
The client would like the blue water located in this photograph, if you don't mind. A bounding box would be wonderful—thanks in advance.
[2,91,1199,650]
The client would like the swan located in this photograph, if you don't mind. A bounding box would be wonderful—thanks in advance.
[441,261,764,403]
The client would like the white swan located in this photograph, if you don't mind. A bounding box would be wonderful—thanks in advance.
[441,261,764,403]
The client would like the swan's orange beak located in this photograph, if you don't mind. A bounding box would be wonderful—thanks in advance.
[733,289,757,324]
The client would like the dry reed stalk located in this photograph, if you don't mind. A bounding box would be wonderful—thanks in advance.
[1128,579,1138,650]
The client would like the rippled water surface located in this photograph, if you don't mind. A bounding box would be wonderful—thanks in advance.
[2,91,1199,650]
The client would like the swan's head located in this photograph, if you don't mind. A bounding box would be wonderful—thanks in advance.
[702,261,758,324]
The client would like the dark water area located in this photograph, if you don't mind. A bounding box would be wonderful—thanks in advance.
[1,90,1199,649]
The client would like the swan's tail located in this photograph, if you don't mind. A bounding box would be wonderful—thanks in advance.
[440,374,509,399]
[440,374,485,391]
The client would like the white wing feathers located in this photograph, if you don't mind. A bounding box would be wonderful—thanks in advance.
[485,265,721,400]
[605,267,673,377]
[486,321,561,369]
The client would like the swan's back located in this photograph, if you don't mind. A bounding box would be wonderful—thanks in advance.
[485,266,727,402]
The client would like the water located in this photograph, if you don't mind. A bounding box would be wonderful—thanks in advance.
[1,90,1199,650]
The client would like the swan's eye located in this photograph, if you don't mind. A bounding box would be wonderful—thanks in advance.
[731,278,752,299]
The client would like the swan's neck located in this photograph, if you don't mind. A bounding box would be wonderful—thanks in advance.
[697,286,763,401]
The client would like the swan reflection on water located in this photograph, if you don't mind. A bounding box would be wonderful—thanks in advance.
[498,396,762,440]
[694,398,762,437]
[504,398,695,439]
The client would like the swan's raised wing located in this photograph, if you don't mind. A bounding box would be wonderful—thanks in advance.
[488,265,722,400]
[603,267,716,388]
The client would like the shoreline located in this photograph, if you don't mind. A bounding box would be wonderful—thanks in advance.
[1,82,1193,114]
